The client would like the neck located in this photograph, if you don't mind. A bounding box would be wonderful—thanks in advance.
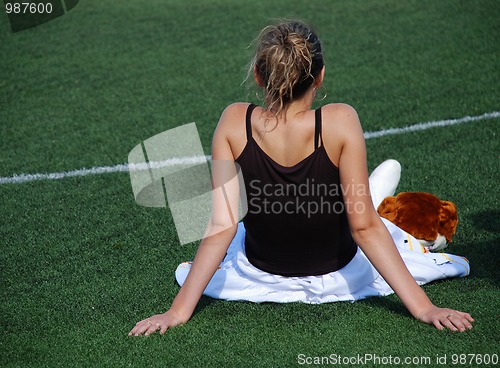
[268,87,316,120]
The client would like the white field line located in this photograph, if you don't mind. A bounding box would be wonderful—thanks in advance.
[0,156,210,185]
[363,111,500,139]
[1,110,499,185]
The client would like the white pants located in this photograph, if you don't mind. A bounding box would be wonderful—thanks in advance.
[175,220,469,304]
[175,160,470,303]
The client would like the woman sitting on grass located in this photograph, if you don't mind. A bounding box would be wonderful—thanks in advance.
[129,20,473,336]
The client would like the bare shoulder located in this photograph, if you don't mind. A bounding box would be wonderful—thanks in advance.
[321,103,363,140]
[222,102,250,115]
[321,103,360,125]
[213,102,251,159]
[218,103,250,125]
[213,103,248,136]
[212,102,246,133]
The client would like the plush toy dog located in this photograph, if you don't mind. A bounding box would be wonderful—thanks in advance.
[377,192,458,252]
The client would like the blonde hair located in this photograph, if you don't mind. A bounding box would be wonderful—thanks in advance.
[249,21,324,118]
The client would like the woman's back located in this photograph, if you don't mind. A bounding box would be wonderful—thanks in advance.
[233,103,357,276]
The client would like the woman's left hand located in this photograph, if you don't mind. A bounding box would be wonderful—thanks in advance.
[417,306,474,332]
[128,309,186,336]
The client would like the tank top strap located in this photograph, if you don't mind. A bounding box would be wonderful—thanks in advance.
[245,103,257,141]
[314,107,323,149]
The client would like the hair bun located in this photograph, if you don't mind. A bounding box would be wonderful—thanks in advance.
[250,21,324,117]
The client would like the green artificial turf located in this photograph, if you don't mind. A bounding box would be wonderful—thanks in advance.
[1,1,499,367]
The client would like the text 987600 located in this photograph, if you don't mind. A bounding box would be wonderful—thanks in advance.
[5,1,79,33]
[5,2,53,14]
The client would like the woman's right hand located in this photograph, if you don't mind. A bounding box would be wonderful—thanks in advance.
[417,305,474,332]
[128,309,187,336]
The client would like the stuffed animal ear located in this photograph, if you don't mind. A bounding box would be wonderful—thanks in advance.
[439,200,458,243]
[377,196,397,220]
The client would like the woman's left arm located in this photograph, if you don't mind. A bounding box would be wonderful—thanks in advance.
[128,105,242,336]
[332,104,474,331]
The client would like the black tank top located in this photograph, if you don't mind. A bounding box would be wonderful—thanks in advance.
[235,104,358,276]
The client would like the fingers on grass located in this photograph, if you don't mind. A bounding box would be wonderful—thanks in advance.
[432,315,457,332]
[144,325,159,336]
[449,311,474,331]
[160,325,169,335]
[438,312,474,332]
[432,319,445,331]
[134,324,150,336]
[128,325,140,336]
[461,312,475,324]
[457,313,474,330]
[448,315,467,332]
[128,321,152,336]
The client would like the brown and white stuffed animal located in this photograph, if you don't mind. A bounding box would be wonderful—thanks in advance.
[377,192,458,252]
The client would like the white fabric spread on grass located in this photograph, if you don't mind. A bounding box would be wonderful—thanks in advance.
[175,219,470,304]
